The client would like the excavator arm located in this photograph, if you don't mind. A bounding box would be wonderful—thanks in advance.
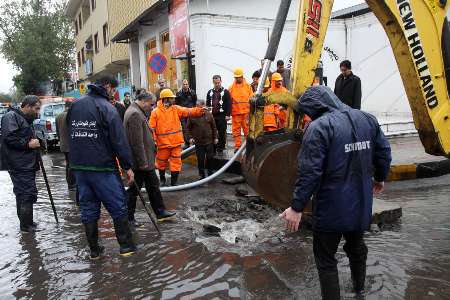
[243,0,450,208]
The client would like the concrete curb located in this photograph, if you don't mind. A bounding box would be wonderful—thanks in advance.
[388,159,450,181]
[184,153,450,182]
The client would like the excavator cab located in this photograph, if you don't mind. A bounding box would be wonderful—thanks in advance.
[242,0,450,208]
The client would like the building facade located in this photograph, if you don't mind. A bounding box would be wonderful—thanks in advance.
[65,0,158,98]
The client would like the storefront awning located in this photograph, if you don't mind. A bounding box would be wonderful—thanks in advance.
[112,0,169,43]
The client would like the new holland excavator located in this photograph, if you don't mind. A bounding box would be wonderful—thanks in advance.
[242,0,450,209]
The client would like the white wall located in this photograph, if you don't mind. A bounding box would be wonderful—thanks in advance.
[190,0,299,98]
[322,13,411,121]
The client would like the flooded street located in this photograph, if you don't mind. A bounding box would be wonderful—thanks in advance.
[1,152,450,299]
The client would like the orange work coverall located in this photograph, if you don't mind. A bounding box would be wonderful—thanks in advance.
[229,80,253,150]
[150,101,203,172]
[263,104,281,132]
[269,83,289,129]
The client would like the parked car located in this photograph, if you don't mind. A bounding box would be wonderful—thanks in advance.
[0,104,10,136]
[33,101,65,148]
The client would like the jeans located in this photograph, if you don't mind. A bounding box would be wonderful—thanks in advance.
[313,231,368,300]
[74,171,128,224]
[214,115,227,151]
[195,144,215,174]
[126,169,165,220]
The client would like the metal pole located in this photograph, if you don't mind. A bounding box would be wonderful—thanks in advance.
[255,0,293,96]
[134,181,161,235]
[38,153,59,224]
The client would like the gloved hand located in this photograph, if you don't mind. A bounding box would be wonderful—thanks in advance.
[250,95,266,107]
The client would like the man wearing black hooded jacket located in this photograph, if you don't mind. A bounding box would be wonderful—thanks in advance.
[1,95,42,233]
[280,86,391,299]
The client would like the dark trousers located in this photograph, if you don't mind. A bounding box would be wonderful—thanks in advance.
[9,170,38,220]
[195,144,215,175]
[214,115,227,151]
[74,171,128,224]
[313,231,368,300]
[63,152,76,188]
[126,169,165,220]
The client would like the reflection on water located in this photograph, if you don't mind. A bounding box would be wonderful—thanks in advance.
[0,153,450,299]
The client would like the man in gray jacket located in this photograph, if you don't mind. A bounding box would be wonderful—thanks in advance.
[123,91,176,226]
[56,100,75,190]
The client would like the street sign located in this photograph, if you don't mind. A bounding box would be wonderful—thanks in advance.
[149,53,168,74]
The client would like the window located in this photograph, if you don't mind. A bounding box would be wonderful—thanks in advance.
[77,51,81,67]
[81,47,85,64]
[74,20,78,35]
[91,0,96,11]
[94,33,99,53]
[78,13,82,30]
[103,23,109,47]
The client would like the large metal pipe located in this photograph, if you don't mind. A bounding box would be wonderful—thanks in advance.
[255,0,292,96]
[160,142,246,192]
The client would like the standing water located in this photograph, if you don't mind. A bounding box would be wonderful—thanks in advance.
[0,152,449,299]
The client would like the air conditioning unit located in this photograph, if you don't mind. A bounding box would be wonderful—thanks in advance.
[85,59,93,75]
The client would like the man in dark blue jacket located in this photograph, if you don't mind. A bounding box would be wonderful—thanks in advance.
[68,75,136,259]
[1,96,42,233]
[280,86,391,299]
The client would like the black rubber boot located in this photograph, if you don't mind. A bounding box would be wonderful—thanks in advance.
[156,209,176,221]
[84,222,104,260]
[113,217,137,256]
[199,169,206,179]
[207,169,214,177]
[19,202,34,233]
[170,172,179,186]
[350,262,366,295]
[158,170,166,186]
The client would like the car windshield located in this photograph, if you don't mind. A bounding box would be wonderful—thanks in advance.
[43,104,64,117]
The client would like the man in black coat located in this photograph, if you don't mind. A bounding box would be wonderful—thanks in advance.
[206,75,231,155]
[334,60,362,110]
[1,95,42,233]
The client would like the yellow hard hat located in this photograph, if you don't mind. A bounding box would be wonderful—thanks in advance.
[264,78,270,88]
[160,88,176,99]
[233,68,244,78]
[272,72,283,81]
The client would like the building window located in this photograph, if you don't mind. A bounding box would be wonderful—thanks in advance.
[74,20,78,35]
[77,51,81,67]
[91,0,96,11]
[81,47,85,64]
[94,33,99,53]
[78,13,82,30]
[103,23,109,47]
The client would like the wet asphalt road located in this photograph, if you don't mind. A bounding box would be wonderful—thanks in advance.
[0,152,450,299]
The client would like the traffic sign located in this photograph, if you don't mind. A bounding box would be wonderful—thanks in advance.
[149,53,168,74]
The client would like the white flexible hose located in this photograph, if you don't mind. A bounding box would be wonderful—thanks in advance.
[160,141,246,192]
[181,145,195,156]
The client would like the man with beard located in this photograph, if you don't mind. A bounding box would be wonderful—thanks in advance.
[1,95,42,233]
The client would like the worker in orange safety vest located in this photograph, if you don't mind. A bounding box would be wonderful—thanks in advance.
[263,78,282,132]
[149,89,206,186]
[269,72,289,128]
[229,68,253,151]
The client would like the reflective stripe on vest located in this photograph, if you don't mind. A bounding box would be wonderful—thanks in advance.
[156,130,182,136]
